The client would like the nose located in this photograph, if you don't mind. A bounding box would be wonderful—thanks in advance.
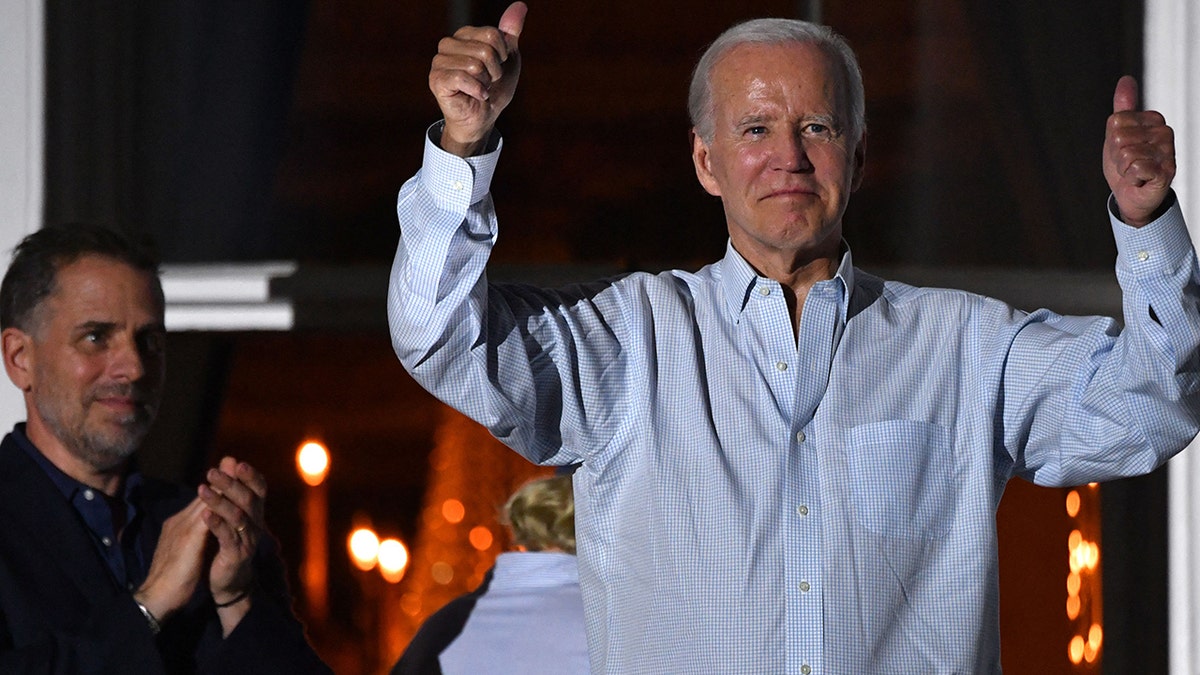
[772,131,813,173]
[108,335,147,383]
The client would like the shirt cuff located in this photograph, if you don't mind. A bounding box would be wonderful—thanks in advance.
[1109,191,1192,276]
[419,121,502,209]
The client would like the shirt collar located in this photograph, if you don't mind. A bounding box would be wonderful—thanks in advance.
[719,239,857,322]
[13,422,143,504]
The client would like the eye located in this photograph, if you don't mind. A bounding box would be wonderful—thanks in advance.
[139,330,167,355]
[803,122,837,138]
[744,125,768,137]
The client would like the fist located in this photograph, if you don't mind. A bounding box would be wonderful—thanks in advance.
[429,2,528,157]
[1103,75,1176,227]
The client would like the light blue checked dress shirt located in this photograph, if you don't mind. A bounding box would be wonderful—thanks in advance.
[440,552,589,674]
[389,128,1200,674]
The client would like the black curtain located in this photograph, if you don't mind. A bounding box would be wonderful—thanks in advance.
[44,0,308,262]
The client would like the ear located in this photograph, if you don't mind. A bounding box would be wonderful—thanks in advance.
[2,328,34,392]
[691,129,723,197]
[850,134,867,192]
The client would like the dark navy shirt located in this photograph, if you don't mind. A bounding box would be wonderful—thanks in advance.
[13,423,148,591]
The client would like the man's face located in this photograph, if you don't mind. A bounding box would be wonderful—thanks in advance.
[20,255,166,472]
[692,41,864,271]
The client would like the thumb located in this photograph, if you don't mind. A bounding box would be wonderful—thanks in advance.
[1113,75,1139,114]
[499,1,527,48]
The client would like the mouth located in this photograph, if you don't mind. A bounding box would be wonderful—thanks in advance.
[91,385,156,418]
[761,187,818,200]
[95,396,143,415]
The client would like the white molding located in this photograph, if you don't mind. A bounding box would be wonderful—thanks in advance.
[1149,0,1200,672]
[0,0,43,431]
[161,262,297,331]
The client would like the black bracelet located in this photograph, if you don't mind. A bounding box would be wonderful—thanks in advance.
[214,588,251,609]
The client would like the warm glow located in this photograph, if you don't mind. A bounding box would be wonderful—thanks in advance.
[348,528,380,571]
[1065,490,1080,518]
[431,561,454,585]
[442,499,466,524]
[378,538,409,583]
[1069,537,1096,574]
[1088,623,1103,650]
[400,592,422,617]
[1067,572,1081,597]
[469,526,494,551]
[1069,635,1085,664]
[1068,529,1082,550]
[1066,595,1081,620]
[297,441,330,486]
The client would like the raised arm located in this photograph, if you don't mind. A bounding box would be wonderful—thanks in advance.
[430,2,527,157]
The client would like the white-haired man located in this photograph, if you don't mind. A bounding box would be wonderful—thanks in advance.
[389,3,1199,672]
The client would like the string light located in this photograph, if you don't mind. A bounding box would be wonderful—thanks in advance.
[1065,487,1102,669]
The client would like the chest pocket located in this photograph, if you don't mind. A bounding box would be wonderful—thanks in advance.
[847,420,956,540]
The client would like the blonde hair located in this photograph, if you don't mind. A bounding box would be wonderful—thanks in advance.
[502,475,576,554]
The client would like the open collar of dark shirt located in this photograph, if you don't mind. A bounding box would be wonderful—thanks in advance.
[12,422,147,591]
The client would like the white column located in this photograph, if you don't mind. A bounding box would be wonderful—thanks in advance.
[0,0,44,428]
[1149,0,1200,672]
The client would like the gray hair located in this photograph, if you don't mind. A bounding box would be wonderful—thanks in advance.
[688,18,866,144]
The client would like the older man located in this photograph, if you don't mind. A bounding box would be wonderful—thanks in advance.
[389,3,1199,672]
[0,224,330,674]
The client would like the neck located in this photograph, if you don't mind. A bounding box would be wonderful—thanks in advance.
[24,421,126,497]
[737,246,840,335]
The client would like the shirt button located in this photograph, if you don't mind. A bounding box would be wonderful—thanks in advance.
[797,505,809,517]
[101,536,113,547]
[758,286,770,296]
[452,180,464,191]
[800,581,811,592]
[1137,250,1150,262]
[801,665,812,675]
[795,431,806,443]
[776,361,788,372]
[83,489,95,501]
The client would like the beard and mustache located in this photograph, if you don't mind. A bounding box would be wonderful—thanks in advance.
[35,381,161,473]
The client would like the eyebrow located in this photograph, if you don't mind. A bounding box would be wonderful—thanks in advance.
[74,321,116,334]
[735,113,773,127]
[72,320,166,335]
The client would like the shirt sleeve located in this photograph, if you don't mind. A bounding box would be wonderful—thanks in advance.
[1002,193,1200,486]
[388,125,628,466]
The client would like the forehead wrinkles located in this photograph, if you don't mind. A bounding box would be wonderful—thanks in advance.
[712,44,844,125]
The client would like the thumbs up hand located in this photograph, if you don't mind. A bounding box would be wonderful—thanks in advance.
[1103,75,1176,227]
[428,2,528,157]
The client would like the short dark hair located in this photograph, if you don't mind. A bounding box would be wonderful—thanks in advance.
[0,224,162,332]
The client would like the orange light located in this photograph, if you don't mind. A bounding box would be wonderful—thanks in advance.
[431,561,454,585]
[378,538,409,583]
[1088,623,1103,650]
[1065,490,1080,518]
[1068,635,1085,664]
[1067,572,1081,597]
[469,526,494,551]
[442,499,466,524]
[297,441,330,486]
[1066,595,1081,620]
[348,528,380,571]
